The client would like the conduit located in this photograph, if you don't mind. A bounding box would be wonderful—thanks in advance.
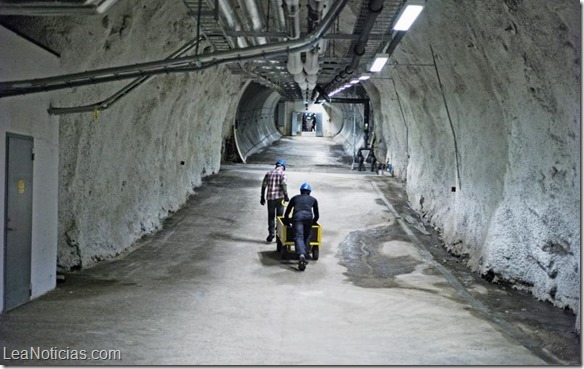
[0,0,349,98]
[270,0,286,33]
[218,0,249,48]
[239,0,267,45]
[0,0,119,15]
[48,36,205,115]
[323,0,384,94]
[284,0,305,93]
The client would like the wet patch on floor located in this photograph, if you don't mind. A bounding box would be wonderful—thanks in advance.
[337,225,424,288]
[369,176,581,365]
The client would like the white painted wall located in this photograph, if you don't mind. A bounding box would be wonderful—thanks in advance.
[0,26,60,311]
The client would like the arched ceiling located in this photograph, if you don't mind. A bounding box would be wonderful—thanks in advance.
[0,0,416,103]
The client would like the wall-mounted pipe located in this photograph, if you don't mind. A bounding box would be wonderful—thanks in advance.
[0,0,120,15]
[47,36,291,115]
[0,0,349,98]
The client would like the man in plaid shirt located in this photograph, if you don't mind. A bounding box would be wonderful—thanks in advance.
[260,159,290,242]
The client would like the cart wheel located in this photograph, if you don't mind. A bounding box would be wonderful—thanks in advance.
[312,246,319,260]
[276,238,282,253]
[281,246,289,260]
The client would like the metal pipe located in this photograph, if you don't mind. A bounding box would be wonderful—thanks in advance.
[0,0,120,15]
[270,0,286,32]
[349,0,384,70]
[323,0,384,93]
[48,37,205,115]
[0,0,349,98]
[239,0,267,45]
[283,0,306,94]
[218,0,249,48]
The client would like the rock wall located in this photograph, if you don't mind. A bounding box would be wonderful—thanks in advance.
[369,0,580,312]
[1,1,246,270]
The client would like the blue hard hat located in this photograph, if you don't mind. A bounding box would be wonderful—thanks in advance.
[275,159,286,168]
[300,182,312,192]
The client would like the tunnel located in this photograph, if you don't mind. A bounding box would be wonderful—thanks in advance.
[0,0,580,365]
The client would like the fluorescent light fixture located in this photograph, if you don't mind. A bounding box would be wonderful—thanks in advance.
[350,79,360,84]
[359,74,371,80]
[343,84,351,88]
[393,0,425,31]
[369,54,389,72]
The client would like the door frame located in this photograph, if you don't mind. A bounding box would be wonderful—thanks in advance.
[4,132,34,311]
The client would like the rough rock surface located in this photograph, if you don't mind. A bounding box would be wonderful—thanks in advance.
[367,0,580,312]
[2,1,245,269]
[1,0,579,316]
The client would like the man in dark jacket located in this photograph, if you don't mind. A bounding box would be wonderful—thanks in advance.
[284,182,319,270]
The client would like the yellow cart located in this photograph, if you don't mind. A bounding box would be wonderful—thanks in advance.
[276,215,322,260]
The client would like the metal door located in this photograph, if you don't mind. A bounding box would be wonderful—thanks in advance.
[4,134,33,311]
[315,113,323,137]
[290,112,297,136]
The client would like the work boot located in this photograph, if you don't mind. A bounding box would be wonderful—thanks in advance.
[298,254,307,271]
[266,235,274,242]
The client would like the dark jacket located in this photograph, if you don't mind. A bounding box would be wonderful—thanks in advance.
[284,193,319,223]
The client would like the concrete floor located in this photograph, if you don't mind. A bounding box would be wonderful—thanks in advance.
[0,136,579,365]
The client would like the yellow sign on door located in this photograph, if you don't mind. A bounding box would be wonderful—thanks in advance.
[17,179,25,194]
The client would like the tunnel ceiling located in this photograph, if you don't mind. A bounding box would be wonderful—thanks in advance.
[0,0,409,102]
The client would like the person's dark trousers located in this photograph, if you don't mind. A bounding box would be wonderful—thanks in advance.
[293,211,313,257]
[267,198,284,237]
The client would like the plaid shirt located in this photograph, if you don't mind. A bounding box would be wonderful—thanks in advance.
[262,167,287,200]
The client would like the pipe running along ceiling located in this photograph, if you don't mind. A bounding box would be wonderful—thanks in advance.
[0,0,414,102]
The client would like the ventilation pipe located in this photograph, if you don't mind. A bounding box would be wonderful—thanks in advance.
[308,0,329,54]
[0,0,350,97]
[218,0,249,48]
[322,0,384,95]
[0,0,119,15]
[284,0,306,95]
[305,0,329,98]
[270,0,286,32]
[239,0,268,45]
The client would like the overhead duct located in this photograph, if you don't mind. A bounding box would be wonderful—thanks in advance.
[0,0,120,15]
[270,0,286,32]
[283,0,307,95]
[304,0,329,101]
[323,0,384,95]
[48,36,205,115]
[239,0,268,45]
[0,0,350,97]
[218,0,249,48]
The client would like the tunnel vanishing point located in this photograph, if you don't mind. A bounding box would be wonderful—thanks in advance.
[0,0,580,357]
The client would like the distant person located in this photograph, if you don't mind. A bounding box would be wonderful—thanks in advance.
[284,183,319,271]
[260,160,289,242]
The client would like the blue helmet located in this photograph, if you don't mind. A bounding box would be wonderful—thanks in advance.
[275,159,286,168]
[300,182,312,192]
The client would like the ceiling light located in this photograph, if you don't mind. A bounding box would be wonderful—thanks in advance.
[359,74,371,80]
[393,0,425,31]
[350,79,360,84]
[369,54,389,72]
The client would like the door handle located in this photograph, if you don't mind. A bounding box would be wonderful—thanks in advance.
[7,227,14,231]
